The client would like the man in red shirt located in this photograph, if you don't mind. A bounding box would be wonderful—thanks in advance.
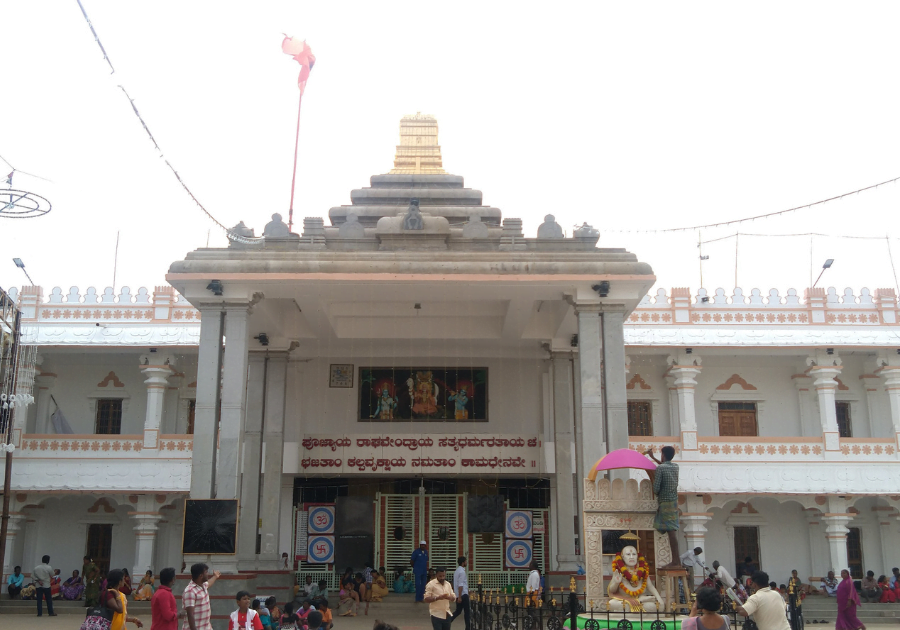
[151,568,179,630]
[229,591,264,630]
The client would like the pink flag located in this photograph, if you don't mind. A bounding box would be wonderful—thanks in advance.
[282,36,315,94]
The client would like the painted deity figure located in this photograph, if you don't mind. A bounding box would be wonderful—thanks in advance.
[448,387,469,420]
[608,546,664,613]
[410,371,438,417]
[371,386,398,420]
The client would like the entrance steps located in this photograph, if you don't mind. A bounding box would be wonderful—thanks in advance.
[799,595,900,625]
[0,598,153,616]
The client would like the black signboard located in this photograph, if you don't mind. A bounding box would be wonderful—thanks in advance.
[182,499,238,555]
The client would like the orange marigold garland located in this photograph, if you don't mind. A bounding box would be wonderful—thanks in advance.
[611,554,649,597]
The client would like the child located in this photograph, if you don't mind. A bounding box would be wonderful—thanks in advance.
[296,600,316,630]
[306,611,323,630]
[230,591,264,630]
[266,597,281,630]
[318,600,333,630]
[279,602,297,629]
[257,598,272,630]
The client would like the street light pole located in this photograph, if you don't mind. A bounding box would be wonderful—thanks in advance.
[0,296,22,580]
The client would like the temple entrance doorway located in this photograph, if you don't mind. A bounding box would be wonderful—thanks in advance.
[847,527,863,579]
[86,524,113,577]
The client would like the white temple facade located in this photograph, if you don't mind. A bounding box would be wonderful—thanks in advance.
[3,116,900,602]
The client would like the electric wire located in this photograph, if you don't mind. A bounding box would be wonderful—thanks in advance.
[74,0,261,245]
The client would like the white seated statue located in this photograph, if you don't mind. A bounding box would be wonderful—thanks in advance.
[607,545,664,613]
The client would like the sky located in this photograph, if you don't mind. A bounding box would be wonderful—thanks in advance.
[2,1,900,300]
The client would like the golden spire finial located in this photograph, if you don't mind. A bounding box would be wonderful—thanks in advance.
[389,114,446,174]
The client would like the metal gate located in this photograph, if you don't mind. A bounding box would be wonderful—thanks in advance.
[375,493,464,573]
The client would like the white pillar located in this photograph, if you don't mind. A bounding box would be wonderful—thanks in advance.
[218,306,251,500]
[551,351,578,571]
[575,305,605,472]
[877,511,894,577]
[140,355,175,449]
[191,308,224,499]
[130,495,163,579]
[806,510,828,578]
[807,350,842,454]
[682,496,712,586]
[666,352,702,454]
[601,309,629,482]
[259,353,288,568]
[33,372,56,434]
[877,351,900,453]
[1,502,26,581]
[237,354,266,566]
[792,373,816,437]
[666,374,679,435]
[822,497,853,573]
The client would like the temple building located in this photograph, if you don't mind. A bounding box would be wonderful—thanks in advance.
[3,115,900,620]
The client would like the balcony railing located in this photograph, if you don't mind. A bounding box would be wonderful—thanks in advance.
[17,434,193,458]
[10,434,193,493]
[629,435,897,461]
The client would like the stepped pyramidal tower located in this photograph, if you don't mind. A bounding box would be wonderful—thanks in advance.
[389,112,446,174]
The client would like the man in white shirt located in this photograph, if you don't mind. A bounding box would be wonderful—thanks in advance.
[33,555,56,617]
[451,556,470,630]
[526,561,542,606]
[712,560,736,588]
[425,567,456,630]
[737,571,791,630]
[680,547,707,586]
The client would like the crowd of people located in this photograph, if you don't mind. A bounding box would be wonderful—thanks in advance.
[5,555,148,611]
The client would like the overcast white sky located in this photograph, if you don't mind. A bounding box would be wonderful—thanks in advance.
[2,1,900,299]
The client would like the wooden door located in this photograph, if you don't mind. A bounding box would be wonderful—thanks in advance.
[718,403,758,436]
[87,524,113,577]
[627,401,653,436]
[733,526,760,575]
[847,527,863,579]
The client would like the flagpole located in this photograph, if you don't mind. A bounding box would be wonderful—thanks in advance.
[287,92,303,233]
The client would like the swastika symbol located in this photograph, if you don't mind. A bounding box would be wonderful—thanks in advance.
[513,547,525,560]
[315,543,327,555]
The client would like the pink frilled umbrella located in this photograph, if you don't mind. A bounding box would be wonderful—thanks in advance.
[587,448,657,481]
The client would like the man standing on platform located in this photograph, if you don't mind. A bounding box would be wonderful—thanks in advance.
[183,563,222,630]
[425,567,456,630]
[411,541,429,603]
[451,556,470,630]
[645,446,681,569]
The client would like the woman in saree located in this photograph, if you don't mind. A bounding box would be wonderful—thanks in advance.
[120,568,133,596]
[62,569,85,601]
[369,570,389,602]
[84,567,102,607]
[51,569,62,598]
[133,570,154,601]
[836,569,865,630]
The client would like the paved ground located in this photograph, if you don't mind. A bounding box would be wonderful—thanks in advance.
[0,594,441,630]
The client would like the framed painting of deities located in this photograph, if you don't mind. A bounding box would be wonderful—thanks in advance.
[358,367,488,422]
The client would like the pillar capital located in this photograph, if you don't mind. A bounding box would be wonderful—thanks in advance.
[667,352,702,370]
[807,349,843,383]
